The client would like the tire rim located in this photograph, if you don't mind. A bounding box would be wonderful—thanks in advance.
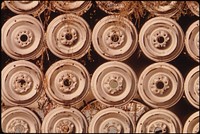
[184,66,199,109]
[183,111,199,133]
[92,15,138,61]
[5,1,46,15]
[52,1,92,15]
[1,60,43,106]
[138,62,184,108]
[96,1,136,15]
[142,1,183,17]
[81,100,149,124]
[46,14,91,59]
[91,61,137,106]
[45,59,90,105]
[42,107,88,133]
[136,108,182,133]
[1,15,44,60]
[2,107,41,133]
[185,20,199,62]
[186,1,199,17]
[139,17,184,62]
[88,107,135,133]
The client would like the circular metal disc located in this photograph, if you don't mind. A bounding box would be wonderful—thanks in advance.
[2,106,41,133]
[46,14,91,59]
[184,66,199,109]
[81,100,149,124]
[1,15,44,60]
[142,1,183,17]
[91,61,137,106]
[88,107,135,133]
[45,59,90,105]
[92,15,138,61]
[1,60,43,106]
[185,20,199,62]
[138,62,184,108]
[5,1,46,15]
[183,111,199,133]
[52,1,92,15]
[136,108,182,133]
[42,107,88,133]
[139,16,184,62]
[186,1,199,17]
[96,1,136,15]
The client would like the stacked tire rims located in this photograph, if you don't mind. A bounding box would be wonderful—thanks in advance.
[1,1,199,133]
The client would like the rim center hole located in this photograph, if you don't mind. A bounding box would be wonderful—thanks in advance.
[157,36,165,43]
[156,81,164,89]
[155,129,163,134]
[64,79,71,86]
[19,79,26,86]
[65,33,73,40]
[109,80,118,88]
[20,34,28,42]
[111,34,119,42]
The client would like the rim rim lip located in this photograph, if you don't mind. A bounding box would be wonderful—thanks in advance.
[41,107,88,133]
[1,60,43,106]
[186,1,199,17]
[2,106,41,133]
[88,107,135,133]
[136,108,182,133]
[185,20,199,62]
[4,1,46,15]
[183,111,199,133]
[92,15,138,61]
[45,59,90,105]
[46,13,91,59]
[53,1,92,15]
[141,1,181,17]
[1,14,45,60]
[138,62,184,108]
[96,1,135,15]
[91,61,138,106]
[139,16,184,62]
[81,99,149,124]
[184,66,199,109]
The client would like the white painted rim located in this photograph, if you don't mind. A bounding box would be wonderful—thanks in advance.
[88,107,135,133]
[52,1,92,15]
[184,66,199,109]
[5,1,45,15]
[138,62,184,108]
[1,15,44,60]
[45,59,90,105]
[91,61,137,106]
[92,15,138,61]
[139,16,184,62]
[2,106,41,133]
[183,111,199,133]
[41,107,88,133]
[185,20,199,62]
[141,1,182,17]
[1,60,43,106]
[96,1,135,15]
[186,1,199,17]
[46,14,91,59]
[136,108,182,133]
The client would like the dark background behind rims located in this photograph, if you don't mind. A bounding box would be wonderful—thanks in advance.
[1,1,199,125]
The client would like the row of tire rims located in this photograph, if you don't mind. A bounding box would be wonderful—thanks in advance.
[1,1,199,133]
